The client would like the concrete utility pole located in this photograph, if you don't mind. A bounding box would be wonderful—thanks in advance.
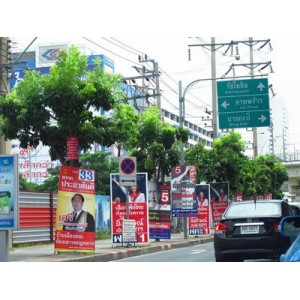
[211,38,218,139]
[188,37,272,145]
[124,56,161,118]
[249,37,258,157]
[0,37,11,154]
[0,37,11,262]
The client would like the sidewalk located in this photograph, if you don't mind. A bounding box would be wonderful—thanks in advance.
[8,233,213,262]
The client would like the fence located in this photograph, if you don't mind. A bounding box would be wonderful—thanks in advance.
[13,191,57,244]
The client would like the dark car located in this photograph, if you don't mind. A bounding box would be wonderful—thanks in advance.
[214,199,293,262]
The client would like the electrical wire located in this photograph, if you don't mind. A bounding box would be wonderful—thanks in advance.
[83,37,142,66]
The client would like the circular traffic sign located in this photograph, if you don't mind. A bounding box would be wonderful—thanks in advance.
[120,157,136,175]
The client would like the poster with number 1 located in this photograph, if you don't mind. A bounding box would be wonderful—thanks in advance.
[55,165,96,253]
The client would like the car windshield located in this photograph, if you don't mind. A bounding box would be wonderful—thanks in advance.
[225,202,281,218]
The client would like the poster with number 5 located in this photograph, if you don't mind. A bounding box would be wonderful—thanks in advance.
[55,165,96,253]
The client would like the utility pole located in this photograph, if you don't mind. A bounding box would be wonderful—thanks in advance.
[0,37,11,261]
[211,38,218,139]
[0,37,11,155]
[124,56,161,118]
[154,62,162,120]
[188,37,272,146]
[249,37,258,157]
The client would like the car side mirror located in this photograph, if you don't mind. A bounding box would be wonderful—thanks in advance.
[279,216,300,238]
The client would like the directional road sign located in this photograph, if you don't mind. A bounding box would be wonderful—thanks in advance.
[217,78,270,129]
[119,156,137,186]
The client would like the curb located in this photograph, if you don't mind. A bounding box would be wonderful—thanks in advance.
[62,237,214,262]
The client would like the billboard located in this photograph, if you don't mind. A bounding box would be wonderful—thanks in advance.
[0,155,19,230]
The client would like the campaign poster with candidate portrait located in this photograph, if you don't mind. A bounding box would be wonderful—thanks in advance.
[188,184,211,236]
[110,173,149,245]
[148,182,171,240]
[0,155,19,230]
[55,165,96,253]
[171,165,198,217]
[210,182,229,226]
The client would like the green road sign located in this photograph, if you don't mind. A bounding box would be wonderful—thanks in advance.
[219,111,271,129]
[217,78,270,129]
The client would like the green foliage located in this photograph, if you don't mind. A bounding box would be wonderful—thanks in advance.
[185,131,288,198]
[96,228,111,240]
[110,103,139,156]
[36,166,60,192]
[79,151,119,195]
[19,173,40,191]
[130,106,189,182]
[193,131,249,190]
[0,46,124,165]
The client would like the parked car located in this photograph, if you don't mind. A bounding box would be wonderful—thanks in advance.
[214,200,293,262]
[288,202,300,216]
[279,215,300,262]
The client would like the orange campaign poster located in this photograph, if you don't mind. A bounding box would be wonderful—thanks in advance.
[55,165,96,253]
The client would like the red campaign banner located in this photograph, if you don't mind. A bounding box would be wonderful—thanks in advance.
[67,136,79,161]
[54,231,95,251]
[211,201,229,226]
[55,165,96,253]
[112,202,149,243]
[188,205,210,236]
[59,165,95,194]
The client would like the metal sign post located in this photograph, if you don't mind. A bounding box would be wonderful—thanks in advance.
[119,157,137,220]
[0,231,9,261]
[119,157,137,186]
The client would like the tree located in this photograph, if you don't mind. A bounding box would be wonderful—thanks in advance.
[19,173,40,191]
[187,131,289,199]
[36,166,60,192]
[79,151,119,195]
[0,46,124,166]
[109,103,139,157]
[248,155,288,198]
[130,106,189,183]
[193,131,248,191]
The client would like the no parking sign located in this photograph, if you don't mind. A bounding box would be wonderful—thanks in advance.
[119,157,137,186]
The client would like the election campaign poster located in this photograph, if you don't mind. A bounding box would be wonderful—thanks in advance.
[171,165,198,217]
[210,182,229,226]
[55,165,96,253]
[188,184,210,236]
[110,173,149,244]
[148,182,171,240]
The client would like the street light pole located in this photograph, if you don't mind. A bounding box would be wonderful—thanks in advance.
[211,38,218,139]
[180,74,269,142]
[249,37,258,157]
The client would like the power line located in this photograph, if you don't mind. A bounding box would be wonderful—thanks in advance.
[83,37,142,66]
[106,38,142,56]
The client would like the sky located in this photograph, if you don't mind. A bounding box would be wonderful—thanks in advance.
[9,36,300,154]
